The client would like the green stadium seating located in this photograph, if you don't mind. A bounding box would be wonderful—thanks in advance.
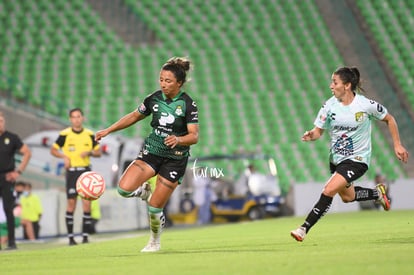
[356,0,414,108]
[0,0,408,185]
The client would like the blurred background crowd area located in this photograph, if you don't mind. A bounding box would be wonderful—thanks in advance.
[1,0,413,191]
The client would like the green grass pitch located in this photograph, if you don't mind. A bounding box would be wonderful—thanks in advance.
[2,210,414,274]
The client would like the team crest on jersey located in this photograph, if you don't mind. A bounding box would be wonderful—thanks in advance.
[355,112,364,122]
[4,138,10,145]
[175,106,183,116]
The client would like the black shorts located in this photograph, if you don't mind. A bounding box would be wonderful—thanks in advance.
[65,167,91,198]
[330,159,368,183]
[137,152,188,184]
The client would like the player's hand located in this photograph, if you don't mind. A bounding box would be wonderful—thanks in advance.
[95,129,109,142]
[5,171,19,182]
[63,156,71,169]
[164,135,180,148]
[80,151,90,158]
[301,130,312,141]
[395,144,409,163]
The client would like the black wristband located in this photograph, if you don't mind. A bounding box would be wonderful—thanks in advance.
[16,169,22,174]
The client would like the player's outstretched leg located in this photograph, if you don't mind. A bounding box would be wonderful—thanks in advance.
[141,206,165,253]
[290,193,333,242]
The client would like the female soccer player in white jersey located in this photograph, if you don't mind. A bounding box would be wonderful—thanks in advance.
[290,66,409,242]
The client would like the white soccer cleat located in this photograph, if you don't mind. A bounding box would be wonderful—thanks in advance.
[290,226,307,242]
[376,183,390,211]
[137,182,152,202]
[140,239,161,253]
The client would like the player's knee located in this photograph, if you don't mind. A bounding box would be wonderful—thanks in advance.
[117,185,134,197]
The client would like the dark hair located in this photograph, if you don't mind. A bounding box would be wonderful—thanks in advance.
[161,57,192,85]
[69,107,83,116]
[15,181,26,187]
[334,66,365,93]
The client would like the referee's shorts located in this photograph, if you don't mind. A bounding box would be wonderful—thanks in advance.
[65,167,91,198]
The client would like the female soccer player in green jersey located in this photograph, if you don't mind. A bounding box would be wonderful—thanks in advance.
[95,57,199,252]
[290,66,409,242]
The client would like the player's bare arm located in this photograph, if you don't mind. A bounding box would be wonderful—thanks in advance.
[95,110,146,141]
[301,127,324,142]
[50,146,71,168]
[80,148,102,158]
[382,113,409,163]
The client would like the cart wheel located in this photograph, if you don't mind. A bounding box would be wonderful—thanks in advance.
[247,206,265,220]
[179,198,195,213]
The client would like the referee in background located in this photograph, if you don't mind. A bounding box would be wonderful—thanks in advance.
[50,108,101,245]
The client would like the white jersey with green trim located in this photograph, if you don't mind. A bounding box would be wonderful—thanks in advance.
[314,93,387,166]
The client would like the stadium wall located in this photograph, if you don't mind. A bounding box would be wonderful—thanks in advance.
[292,178,414,216]
[15,189,149,239]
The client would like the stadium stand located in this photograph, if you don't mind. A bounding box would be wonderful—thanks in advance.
[355,0,414,109]
[0,0,409,189]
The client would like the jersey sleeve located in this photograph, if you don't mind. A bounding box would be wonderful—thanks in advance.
[186,98,199,124]
[314,101,330,129]
[13,133,24,151]
[137,94,153,116]
[91,134,100,150]
[366,98,388,120]
[53,135,66,149]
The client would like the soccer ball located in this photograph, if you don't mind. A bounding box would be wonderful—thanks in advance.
[76,171,106,200]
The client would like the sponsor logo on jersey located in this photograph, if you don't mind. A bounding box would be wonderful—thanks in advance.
[159,112,175,126]
[333,134,354,156]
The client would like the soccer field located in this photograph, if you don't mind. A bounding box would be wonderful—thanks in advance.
[2,210,414,275]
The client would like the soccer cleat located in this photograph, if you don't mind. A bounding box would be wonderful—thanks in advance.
[376,183,390,211]
[82,237,89,244]
[5,244,17,250]
[69,239,78,246]
[137,182,152,201]
[140,239,161,253]
[290,226,307,242]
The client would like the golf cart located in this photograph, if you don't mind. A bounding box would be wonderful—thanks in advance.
[170,153,288,223]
